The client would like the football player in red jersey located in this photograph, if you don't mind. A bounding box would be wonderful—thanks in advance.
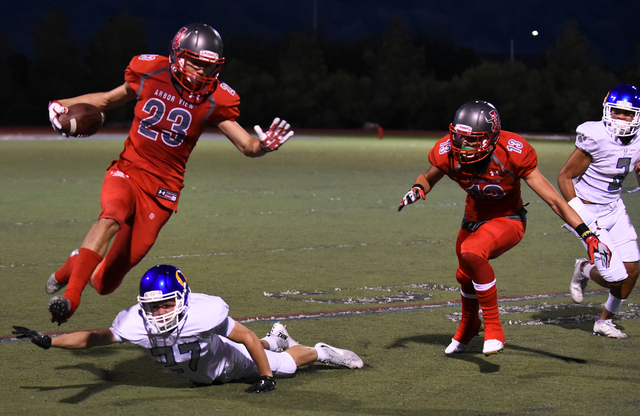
[45,23,294,325]
[398,100,612,356]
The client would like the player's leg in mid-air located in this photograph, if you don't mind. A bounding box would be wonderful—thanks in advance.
[47,168,171,324]
[91,196,172,295]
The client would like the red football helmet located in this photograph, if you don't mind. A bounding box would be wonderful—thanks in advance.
[449,100,501,164]
[169,23,225,103]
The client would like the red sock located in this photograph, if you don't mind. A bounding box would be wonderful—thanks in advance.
[453,293,482,344]
[476,284,504,343]
[54,251,78,285]
[63,248,103,312]
[458,252,504,343]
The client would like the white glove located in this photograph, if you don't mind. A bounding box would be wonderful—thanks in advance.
[398,185,426,212]
[48,101,68,137]
[254,117,294,152]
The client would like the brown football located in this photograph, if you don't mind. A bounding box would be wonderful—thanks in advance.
[58,103,105,137]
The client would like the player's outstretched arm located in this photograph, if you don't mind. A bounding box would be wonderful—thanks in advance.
[524,167,611,267]
[218,120,266,157]
[398,165,445,212]
[12,326,117,349]
[218,118,294,157]
[48,83,136,137]
[53,83,136,111]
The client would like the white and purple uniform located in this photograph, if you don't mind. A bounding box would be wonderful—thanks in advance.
[110,293,296,384]
[573,121,640,281]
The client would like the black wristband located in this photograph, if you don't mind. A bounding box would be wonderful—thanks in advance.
[33,336,52,349]
[261,375,276,384]
[412,184,425,191]
[575,223,592,239]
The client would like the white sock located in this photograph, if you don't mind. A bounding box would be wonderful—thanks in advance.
[314,346,327,361]
[582,263,595,279]
[460,289,477,299]
[605,293,625,314]
[262,335,279,352]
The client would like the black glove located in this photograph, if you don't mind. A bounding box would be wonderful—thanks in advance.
[12,326,52,349]
[245,375,276,393]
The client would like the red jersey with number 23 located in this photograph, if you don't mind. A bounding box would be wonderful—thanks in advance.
[428,131,538,222]
[115,54,240,211]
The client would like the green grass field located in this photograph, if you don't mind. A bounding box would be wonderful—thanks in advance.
[1,134,640,415]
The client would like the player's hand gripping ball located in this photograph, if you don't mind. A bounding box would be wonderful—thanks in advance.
[50,102,105,137]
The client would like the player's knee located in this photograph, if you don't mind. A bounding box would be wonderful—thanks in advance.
[97,286,117,295]
[456,269,471,286]
[459,252,487,271]
[91,273,123,295]
[600,264,628,284]
[98,217,121,233]
[100,199,133,224]
[625,262,639,281]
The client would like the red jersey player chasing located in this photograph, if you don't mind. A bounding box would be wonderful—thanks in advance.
[398,100,611,355]
[45,23,294,325]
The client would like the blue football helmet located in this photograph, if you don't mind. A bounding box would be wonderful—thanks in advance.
[137,265,190,333]
[603,84,640,138]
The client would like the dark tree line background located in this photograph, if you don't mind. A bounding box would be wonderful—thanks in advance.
[2,7,640,133]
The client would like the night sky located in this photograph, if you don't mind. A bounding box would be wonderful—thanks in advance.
[4,0,640,68]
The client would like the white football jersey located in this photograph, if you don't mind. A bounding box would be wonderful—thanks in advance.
[110,293,260,384]
[574,121,640,204]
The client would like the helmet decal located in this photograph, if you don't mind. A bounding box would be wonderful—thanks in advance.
[171,27,188,52]
[143,290,163,298]
[198,50,220,60]
[175,270,186,287]
[486,110,500,133]
[453,124,473,134]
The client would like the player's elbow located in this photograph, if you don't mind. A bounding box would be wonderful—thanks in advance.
[85,330,117,348]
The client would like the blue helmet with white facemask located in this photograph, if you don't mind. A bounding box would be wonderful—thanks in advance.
[603,84,640,138]
[137,265,190,334]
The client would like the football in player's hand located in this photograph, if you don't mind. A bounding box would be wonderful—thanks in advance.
[58,103,105,137]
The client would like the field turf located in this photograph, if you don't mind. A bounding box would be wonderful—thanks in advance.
[1,134,639,415]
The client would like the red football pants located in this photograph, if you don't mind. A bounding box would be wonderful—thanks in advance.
[92,168,173,294]
[454,217,526,342]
